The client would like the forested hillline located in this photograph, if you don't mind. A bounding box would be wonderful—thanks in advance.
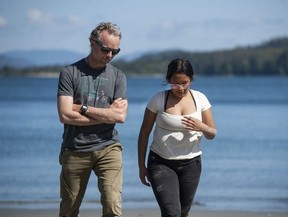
[113,37,288,76]
[1,37,287,76]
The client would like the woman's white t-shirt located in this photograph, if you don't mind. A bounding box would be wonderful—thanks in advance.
[147,89,211,160]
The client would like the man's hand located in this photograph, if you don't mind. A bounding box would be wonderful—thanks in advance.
[110,98,127,109]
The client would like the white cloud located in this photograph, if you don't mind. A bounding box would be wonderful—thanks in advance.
[159,21,177,30]
[26,8,86,28]
[27,8,54,25]
[68,15,86,26]
[27,9,42,22]
[0,15,7,27]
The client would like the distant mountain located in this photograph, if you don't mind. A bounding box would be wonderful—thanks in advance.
[0,50,85,68]
[0,49,148,69]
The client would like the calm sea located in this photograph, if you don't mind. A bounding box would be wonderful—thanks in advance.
[0,76,287,212]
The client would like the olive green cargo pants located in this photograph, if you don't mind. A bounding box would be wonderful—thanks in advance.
[59,143,123,217]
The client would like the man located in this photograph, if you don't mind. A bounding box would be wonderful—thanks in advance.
[57,22,128,217]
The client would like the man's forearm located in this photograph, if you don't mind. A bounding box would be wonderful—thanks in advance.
[73,98,128,124]
[85,106,127,124]
[58,110,103,126]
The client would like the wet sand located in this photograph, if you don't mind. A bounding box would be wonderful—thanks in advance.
[0,208,287,217]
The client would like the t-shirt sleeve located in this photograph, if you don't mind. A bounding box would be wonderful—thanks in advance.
[147,92,163,113]
[197,91,211,112]
[114,70,127,100]
[57,67,74,97]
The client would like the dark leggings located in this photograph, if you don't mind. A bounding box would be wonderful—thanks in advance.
[147,151,201,217]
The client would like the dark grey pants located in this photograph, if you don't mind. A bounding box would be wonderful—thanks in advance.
[148,151,201,217]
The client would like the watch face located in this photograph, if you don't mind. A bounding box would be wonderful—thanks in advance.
[81,105,88,114]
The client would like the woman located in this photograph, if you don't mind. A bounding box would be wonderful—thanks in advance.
[138,58,217,217]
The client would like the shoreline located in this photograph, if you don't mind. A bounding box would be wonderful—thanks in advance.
[0,208,287,217]
[1,199,287,215]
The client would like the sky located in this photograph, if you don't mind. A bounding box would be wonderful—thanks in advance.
[0,0,288,58]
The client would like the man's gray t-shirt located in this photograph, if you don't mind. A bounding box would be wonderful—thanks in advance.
[57,58,127,152]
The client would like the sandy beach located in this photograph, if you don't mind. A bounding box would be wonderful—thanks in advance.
[0,208,287,217]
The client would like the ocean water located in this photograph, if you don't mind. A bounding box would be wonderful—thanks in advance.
[0,76,287,212]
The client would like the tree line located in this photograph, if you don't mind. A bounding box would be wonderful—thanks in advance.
[1,37,287,76]
[113,37,288,76]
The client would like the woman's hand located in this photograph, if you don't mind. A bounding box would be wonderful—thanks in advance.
[182,114,217,139]
[181,116,204,131]
[139,166,151,187]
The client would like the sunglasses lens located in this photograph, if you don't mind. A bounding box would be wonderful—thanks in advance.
[101,47,111,54]
[112,48,120,55]
[101,47,120,55]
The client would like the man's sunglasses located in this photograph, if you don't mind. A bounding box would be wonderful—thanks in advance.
[91,38,120,56]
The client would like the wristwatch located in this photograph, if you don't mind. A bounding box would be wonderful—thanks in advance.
[80,104,88,115]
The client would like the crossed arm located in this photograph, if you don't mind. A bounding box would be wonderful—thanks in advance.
[57,95,128,126]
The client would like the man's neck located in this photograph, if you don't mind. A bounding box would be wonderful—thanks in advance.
[86,55,105,69]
